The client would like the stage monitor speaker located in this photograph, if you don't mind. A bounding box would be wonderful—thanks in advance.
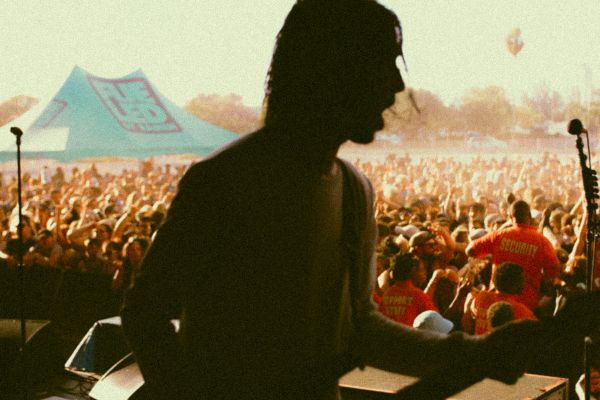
[0,319,62,396]
[339,367,568,400]
[89,353,146,400]
[66,317,179,380]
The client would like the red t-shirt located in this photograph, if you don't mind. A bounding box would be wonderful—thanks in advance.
[471,290,536,335]
[379,280,437,326]
[468,224,560,309]
[373,292,383,307]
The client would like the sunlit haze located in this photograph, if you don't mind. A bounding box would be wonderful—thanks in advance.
[2,1,600,107]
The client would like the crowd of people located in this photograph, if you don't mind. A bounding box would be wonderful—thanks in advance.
[0,160,185,323]
[2,0,597,397]
[363,152,600,397]
[0,152,597,323]
[0,151,598,394]
[362,152,598,329]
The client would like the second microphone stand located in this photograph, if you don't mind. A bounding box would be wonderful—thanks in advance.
[571,119,597,400]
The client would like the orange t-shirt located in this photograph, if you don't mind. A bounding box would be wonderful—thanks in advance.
[469,224,560,309]
[471,290,536,335]
[379,280,437,326]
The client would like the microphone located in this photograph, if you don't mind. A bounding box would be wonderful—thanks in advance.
[568,119,588,135]
[10,127,23,137]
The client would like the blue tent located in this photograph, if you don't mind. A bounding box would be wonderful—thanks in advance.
[0,66,238,161]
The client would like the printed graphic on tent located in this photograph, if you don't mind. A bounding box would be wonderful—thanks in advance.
[88,76,181,134]
[0,66,238,161]
[35,99,68,129]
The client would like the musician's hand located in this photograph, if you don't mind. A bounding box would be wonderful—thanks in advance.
[480,291,600,385]
[477,319,544,384]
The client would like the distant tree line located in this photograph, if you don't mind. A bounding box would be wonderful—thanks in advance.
[185,93,261,135]
[183,85,600,139]
[0,96,38,127]
[384,84,600,139]
[4,84,598,139]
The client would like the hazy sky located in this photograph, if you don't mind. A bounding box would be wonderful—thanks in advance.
[2,1,600,108]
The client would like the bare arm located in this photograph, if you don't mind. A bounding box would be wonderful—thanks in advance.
[441,187,458,221]
[461,292,476,334]
[465,241,478,258]
[53,204,66,246]
[569,192,585,216]
[111,208,136,240]
[66,221,95,248]
[443,278,473,330]
[424,269,445,301]
[569,206,587,261]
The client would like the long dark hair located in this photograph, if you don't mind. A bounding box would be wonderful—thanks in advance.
[263,0,402,131]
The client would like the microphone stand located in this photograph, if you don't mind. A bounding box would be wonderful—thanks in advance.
[569,118,597,400]
[10,126,28,399]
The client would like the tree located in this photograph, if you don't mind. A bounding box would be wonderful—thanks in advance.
[458,86,513,137]
[383,88,453,139]
[587,88,600,133]
[185,94,260,134]
[522,84,564,122]
[0,96,38,127]
[514,103,544,131]
[563,91,587,123]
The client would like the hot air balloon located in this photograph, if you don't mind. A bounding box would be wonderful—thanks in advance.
[506,28,524,57]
